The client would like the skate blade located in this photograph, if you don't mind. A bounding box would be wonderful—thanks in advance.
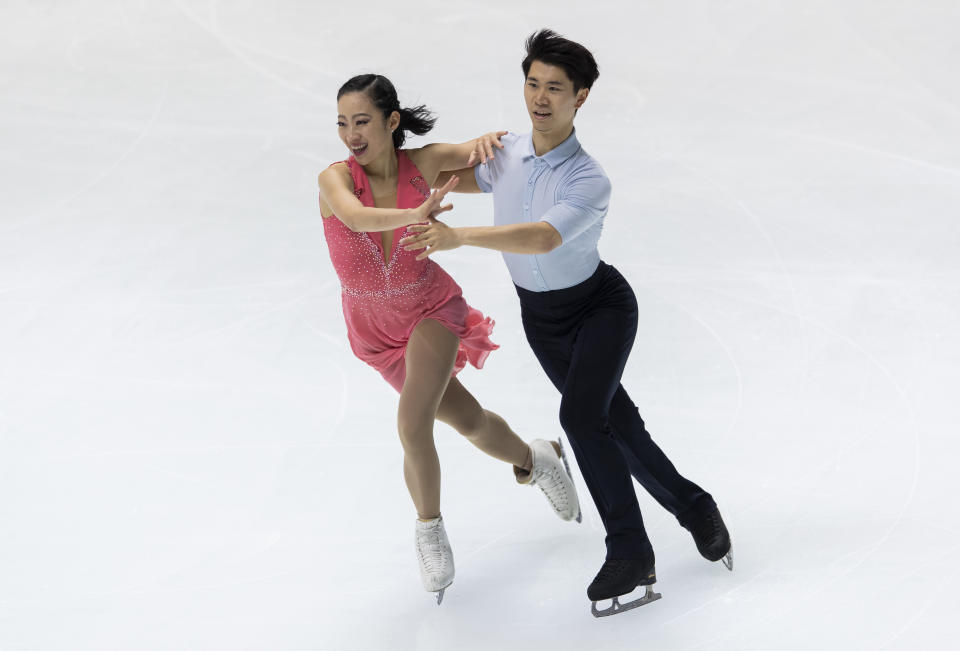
[557,438,582,524]
[722,548,733,571]
[591,585,661,618]
[436,587,445,605]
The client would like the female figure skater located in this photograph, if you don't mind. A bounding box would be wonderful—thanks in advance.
[317,74,580,604]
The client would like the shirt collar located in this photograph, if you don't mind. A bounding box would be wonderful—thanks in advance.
[522,128,581,168]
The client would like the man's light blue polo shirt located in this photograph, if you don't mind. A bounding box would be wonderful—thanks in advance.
[474,129,610,292]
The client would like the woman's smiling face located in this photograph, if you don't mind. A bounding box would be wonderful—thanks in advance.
[337,91,398,162]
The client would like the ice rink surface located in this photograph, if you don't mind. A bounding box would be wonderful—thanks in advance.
[2,1,959,649]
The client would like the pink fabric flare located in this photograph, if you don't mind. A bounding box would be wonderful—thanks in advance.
[321,149,498,393]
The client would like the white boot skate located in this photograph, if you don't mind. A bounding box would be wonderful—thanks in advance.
[518,438,582,523]
[415,516,454,604]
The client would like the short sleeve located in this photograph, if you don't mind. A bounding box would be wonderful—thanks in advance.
[540,173,611,244]
[473,131,520,194]
[475,162,493,193]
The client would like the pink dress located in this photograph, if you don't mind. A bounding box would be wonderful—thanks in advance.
[321,150,498,392]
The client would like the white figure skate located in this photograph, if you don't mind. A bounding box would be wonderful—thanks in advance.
[415,516,454,604]
[520,438,581,522]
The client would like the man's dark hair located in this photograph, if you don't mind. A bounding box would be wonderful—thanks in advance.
[521,29,599,92]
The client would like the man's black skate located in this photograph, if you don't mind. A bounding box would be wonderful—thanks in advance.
[686,506,733,570]
[587,557,661,617]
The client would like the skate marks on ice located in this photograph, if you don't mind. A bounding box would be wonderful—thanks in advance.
[171,0,338,104]
[622,159,924,645]
[648,295,922,646]
[3,81,170,236]
[642,154,920,559]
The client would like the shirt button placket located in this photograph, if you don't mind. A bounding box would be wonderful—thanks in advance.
[526,165,537,287]
[524,168,536,220]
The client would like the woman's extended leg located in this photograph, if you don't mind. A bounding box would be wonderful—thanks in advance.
[435,376,580,521]
[397,318,460,520]
[434,377,530,468]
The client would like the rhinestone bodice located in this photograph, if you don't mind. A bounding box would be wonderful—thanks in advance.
[322,150,435,299]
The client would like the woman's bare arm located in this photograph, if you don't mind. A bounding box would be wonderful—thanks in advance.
[407,131,506,187]
[318,164,458,231]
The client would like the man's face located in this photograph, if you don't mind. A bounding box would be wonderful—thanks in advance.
[523,60,589,135]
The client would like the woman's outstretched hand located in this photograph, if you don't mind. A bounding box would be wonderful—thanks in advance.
[467,131,508,166]
[414,174,459,223]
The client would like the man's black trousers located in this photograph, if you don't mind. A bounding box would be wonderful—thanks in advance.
[516,261,716,559]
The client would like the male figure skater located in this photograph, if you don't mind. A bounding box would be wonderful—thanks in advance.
[400,29,733,617]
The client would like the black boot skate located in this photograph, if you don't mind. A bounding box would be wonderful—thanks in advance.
[587,556,661,617]
[686,506,733,570]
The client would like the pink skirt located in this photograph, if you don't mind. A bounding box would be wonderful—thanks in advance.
[340,265,498,393]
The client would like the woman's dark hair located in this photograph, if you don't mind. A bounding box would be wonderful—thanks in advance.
[337,74,436,148]
[521,29,599,92]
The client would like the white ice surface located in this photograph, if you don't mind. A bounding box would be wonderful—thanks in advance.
[2,1,959,649]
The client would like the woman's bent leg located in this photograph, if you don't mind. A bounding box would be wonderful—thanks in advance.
[436,376,580,521]
[435,377,530,468]
[398,319,459,520]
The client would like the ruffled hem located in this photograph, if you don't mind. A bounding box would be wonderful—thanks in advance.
[450,306,499,378]
[353,303,499,393]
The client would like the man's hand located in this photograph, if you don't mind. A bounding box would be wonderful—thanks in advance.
[466,131,508,166]
[400,219,462,261]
